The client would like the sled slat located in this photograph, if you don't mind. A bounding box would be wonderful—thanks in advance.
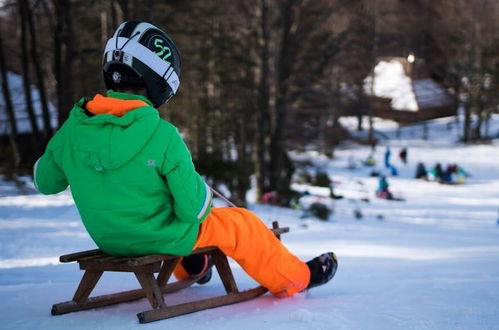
[72,270,103,304]
[79,260,161,273]
[272,226,289,237]
[59,249,104,262]
[135,272,166,309]
[157,258,181,288]
[212,249,238,294]
[137,287,268,323]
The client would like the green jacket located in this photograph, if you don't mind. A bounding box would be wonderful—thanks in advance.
[34,91,212,256]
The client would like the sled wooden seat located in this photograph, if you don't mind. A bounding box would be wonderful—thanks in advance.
[51,221,289,323]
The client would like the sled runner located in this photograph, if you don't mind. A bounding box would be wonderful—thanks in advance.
[51,221,289,323]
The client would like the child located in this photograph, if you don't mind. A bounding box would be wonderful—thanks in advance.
[376,176,393,200]
[414,162,427,180]
[399,147,407,164]
[384,146,391,168]
[33,21,337,297]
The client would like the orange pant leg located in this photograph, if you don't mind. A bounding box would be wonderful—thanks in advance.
[188,207,310,297]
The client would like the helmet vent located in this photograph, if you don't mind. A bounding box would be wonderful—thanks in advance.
[112,71,122,83]
[113,50,123,61]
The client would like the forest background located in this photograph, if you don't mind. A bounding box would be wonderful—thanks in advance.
[0,0,498,204]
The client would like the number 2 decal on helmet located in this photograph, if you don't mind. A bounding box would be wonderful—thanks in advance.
[153,38,172,63]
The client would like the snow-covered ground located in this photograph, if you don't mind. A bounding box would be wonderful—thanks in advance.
[1,115,499,330]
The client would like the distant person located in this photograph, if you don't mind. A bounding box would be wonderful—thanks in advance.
[384,146,391,168]
[389,165,398,176]
[428,163,444,182]
[415,162,427,180]
[364,154,376,167]
[435,163,444,180]
[329,181,343,200]
[442,164,457,184]
[399,148,408,164]
[262,191,280,205]
[375,176,393,200]
[447,164,469,184]
[455,165,469,184]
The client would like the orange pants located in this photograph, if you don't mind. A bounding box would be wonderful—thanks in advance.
[174,207,310,297]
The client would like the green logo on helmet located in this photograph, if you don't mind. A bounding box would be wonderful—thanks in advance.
[153,38,172,63]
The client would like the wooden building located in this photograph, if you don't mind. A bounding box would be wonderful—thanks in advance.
[366,57,457,124]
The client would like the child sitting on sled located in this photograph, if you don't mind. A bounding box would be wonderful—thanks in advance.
[33,21,337,298]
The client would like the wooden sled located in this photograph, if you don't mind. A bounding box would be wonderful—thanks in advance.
[52,221,289,323]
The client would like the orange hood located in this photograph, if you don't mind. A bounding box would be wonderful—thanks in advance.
[86,94,148,117]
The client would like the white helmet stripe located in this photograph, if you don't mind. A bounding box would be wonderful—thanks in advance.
[166,70,180,92]
[104,37,180,94]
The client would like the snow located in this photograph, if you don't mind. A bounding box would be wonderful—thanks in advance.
[364,58,418,111]
[1,115,499,329]
[364,58,454,112]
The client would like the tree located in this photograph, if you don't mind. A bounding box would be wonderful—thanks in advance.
[18,0,40,139]
[254,0,272,201]
[23,0,52,138]
[0,29,22,169]
[431,0,499,141]
[52,0,75,123]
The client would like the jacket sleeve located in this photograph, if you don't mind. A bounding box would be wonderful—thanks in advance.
[161,128,212,223]
[33,130,69,195]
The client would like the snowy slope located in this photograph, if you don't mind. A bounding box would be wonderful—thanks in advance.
[1,115,499,330]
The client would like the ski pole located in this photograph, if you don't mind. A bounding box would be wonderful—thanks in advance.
[209,186,237,207]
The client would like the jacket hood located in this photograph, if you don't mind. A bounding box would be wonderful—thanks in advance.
[69,92,160,171]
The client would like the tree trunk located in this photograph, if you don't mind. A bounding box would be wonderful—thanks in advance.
[324,112,339,158]
[115,0,127,23]
[0,33,22,169]
[53,0,62,121]
[18,1,40,139]
[356,114,363,131]
[254,0,271,201]
[233,116,249,207]
[270,0,295,195]
[472,84,487,140]
[53,0,74,124]
[25,0,53,137]
[462,96,471,142]
[61,1,75,114]
[142,0,153,21]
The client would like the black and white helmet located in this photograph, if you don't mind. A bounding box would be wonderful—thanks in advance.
[103,21,181,108]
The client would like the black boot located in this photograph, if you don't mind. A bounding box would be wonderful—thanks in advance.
[306,252,338,289]
[181,253,213,285]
